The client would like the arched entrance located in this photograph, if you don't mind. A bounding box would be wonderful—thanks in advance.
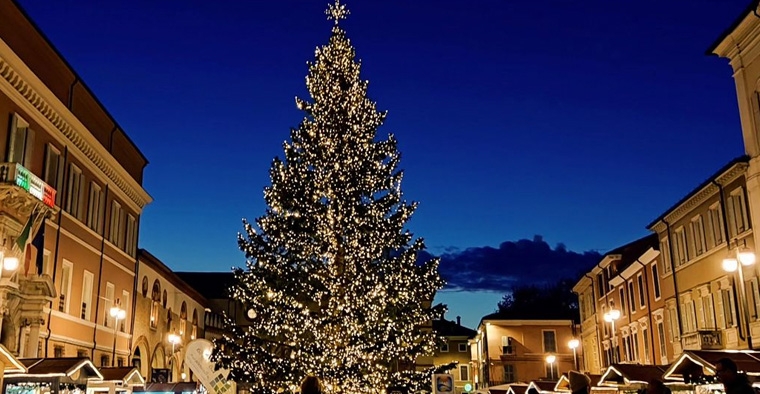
[151,345,166,382]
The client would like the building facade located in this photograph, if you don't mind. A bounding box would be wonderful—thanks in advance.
[133,250,208,384]
[432,318,477,393]
[574,158,755,374]
[470,317,576,388]
[0,0,151,367]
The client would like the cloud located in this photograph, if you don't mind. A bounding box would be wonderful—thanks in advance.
[419,235,602,293]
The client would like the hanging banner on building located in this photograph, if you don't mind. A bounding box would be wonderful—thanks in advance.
[432,374,454,394]
[185,339,235,394]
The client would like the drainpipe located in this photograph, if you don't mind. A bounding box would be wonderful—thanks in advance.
[67,78,79,110]
[91,186,109,359]
[663,219,684,338]
[45,146,69,356]
[713,180,752,349]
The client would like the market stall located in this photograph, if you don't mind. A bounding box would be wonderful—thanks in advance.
[87,367,145,394]
[598,364,669,393]
[3,357,103,394]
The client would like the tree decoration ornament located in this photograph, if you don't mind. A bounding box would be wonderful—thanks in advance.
[211,1,449,394]
[326,0,350,24]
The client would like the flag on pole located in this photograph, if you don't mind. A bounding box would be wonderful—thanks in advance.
[16,210,36,250]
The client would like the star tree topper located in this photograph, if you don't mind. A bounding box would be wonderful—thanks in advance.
[326,0,350,24]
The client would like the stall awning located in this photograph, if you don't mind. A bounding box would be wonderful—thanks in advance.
[488,383,528,394]
[528,381,557,393]
[663,350,760,382]
[133,382,198,394]
[91,367,145,386]
[599,364,668,387]
[554,373,607,392]
[0,344,25,373]
[5,357,103,381]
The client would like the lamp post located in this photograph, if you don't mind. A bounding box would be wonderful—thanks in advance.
[109,299,126,366]
[568,339,580,370]
[545,354,556,380]
[603,309,620,363]
[722,240,756,350]
[168,331,181,381]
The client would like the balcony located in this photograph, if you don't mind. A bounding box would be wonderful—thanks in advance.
[681,330,723,350]
[0,163,56,209]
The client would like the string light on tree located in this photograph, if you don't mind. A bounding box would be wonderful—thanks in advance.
[211,2,448,394]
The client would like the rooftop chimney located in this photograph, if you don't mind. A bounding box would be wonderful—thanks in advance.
[457,316,461,326]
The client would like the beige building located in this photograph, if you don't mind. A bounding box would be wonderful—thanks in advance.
[432,318,477,393]
[470,316,576,388]
[133,250,207,383]
[0,0,150,368]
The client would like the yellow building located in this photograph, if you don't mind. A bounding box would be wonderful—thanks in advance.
[432,318,477,393]
[0,0,151,367]
[133,250,208,383]
[471,316,576,388]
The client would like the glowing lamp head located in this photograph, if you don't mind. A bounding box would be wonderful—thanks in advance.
[168,332,181,345]
[545,354,556,364]
[464,383,473,392]
[568,339,580,349]
[109,306,126,319]
[723,257,739,272]
[739,250,756,266]
[3,256,19,272]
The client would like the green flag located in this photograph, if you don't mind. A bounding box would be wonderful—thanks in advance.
[16,211,36,250]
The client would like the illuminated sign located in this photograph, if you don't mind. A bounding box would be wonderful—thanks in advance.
[0,163,56,208]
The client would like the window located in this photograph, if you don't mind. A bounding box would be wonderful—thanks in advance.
[43,144,63,205]
[54,346,64,358]
[660,237,672,274]
[456,343,466,352]
[727,188,749,237]
[681,299,697,334]
[628,281,636,311]
[723,288,736,327]
[702,293,716,328]
[100,354,109,367]
[7,114,33,167]
[459,364,469,381]
[652,264,661,300]
[109,201,123,247]
[542,330,557,353]
[117,358,124,367]
[66,164,85,220]
[545,362,559,379]
[642,327,650,364]
[504,365,516,383]
[597,274,605,299]
[632,332,640,362]
[752,279,760,321]
[125,214,137,256]
[121,290,129,332]
[81,271,93,320]
[667,306,680,341]
[690,215,706,256]
[619,287,626,314]
[59,261,73,313]
[657,321,667,363]
[440,343,449,352]
[191,309,198,340]
[708,203,724,249]
[87,183,104,233]
[180,302,188,335]
[105,282,115,327]
[637,274,646,309]
[150,280,160,329]
[41,249,51,277]
[674,227,689,266]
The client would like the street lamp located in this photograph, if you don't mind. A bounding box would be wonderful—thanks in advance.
[168,331,181,381]
[603,309,620,363]
[109,299,126,366]
[568,339,580,370]
[723,240,756,349]
[545,354,557,380]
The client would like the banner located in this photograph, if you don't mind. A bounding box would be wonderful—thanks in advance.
[185,339,235,394]
[432,374,454,394]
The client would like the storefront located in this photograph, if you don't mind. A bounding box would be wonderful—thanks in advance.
[3,357,103,394]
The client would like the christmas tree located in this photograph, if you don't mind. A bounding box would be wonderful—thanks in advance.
[212,2,447,394]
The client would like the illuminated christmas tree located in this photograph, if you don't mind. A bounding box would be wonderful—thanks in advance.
[212,2,446,394]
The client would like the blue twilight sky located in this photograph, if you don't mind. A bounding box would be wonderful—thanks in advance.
[15,0,752,328]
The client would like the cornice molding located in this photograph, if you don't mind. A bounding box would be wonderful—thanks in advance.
[659,163,748,228]
[0,40,151,211]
